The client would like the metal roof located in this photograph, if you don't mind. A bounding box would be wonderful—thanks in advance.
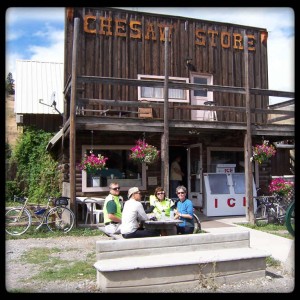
[15,60,64,114]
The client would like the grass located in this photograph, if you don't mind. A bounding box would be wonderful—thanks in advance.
[5,226,106,240]
[266,256,282,268]
[236,221,294,240]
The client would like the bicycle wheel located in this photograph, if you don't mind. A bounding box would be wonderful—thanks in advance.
[5,208,31,236]
[46,206,75,233]
[285,201,295,237]
[255,204,268,222]
[276,204,286,225]
[193,213,201,233]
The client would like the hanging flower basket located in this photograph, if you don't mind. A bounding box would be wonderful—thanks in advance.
[251,140,276,164]
[77,151,108,174]
[269,178,294,197]
[129,139,160,164]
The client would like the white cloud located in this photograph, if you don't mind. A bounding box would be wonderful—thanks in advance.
[6,7,64,24]
[29,41,64,63]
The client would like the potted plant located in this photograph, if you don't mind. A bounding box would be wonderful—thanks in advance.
[129,139,160,164]
[269,178,294,197]
[251,140,276,164]
[77,151,108,174]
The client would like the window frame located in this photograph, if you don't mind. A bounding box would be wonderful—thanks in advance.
[138,74,190,103]
[191,72,213,101]
[81,145,147,192]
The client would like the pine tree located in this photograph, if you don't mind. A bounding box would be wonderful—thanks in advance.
[6,72,15,95]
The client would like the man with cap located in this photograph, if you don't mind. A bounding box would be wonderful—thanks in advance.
[121,187,160,238]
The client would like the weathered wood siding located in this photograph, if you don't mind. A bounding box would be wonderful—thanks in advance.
[65,7,269,123]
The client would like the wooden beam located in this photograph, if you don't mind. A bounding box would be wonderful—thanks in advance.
[243,33,255,224]
[76,75,294,98]
[163,27,170,197]
[69,18,79,222]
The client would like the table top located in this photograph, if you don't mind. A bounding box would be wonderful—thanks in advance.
[76,197,105,204]
[144,219,183,225]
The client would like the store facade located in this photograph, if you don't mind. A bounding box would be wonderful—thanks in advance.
[48,7,294,220]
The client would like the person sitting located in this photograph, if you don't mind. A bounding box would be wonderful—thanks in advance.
[103,182,123,234]
[145,186,177,235]
[146,186,175,220]
[121,187,160,239]
[173,185,194,234]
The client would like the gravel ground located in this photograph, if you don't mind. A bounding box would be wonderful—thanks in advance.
[5,235,295,294]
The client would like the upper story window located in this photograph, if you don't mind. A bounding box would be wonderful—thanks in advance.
[191,73,213,101]
[81,145,146,192]
[138,74,189,103]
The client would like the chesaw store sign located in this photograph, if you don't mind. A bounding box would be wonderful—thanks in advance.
[83,15,258,51]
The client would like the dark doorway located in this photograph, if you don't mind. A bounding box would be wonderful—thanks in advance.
[169,146,188,190]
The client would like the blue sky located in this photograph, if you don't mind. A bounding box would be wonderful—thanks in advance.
[5,7,294,104]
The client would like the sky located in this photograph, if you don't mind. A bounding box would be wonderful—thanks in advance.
[5,7,295,104]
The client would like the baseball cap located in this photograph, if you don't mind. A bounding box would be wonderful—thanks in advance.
[128,187,140,199]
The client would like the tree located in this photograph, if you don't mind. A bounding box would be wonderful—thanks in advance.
[6,72,15,95]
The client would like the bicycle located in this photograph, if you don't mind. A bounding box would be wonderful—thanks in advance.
[5,195,75,236]
[254,195,287,225]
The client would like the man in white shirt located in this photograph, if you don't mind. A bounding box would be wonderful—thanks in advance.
[121,187,160,238]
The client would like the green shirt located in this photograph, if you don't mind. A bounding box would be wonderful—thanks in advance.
[103,194,122,224]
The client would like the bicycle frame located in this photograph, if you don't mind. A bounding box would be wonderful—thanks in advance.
[255,195,287,225]
[6,196,75,236]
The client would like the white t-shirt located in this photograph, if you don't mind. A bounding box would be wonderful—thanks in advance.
[170,160,182,181]
[120,199,149,234]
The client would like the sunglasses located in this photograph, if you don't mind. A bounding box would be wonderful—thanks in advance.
[177,192,185,195]
[111,187,120,191]
[157,192,165,195]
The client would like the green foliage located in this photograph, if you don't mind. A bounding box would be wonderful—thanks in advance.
[6,227,104,240]
[21,247,96,282]
[237,222,294,239]
[6,126,61,203]
[6,72,15,95]
[266,256,282,268]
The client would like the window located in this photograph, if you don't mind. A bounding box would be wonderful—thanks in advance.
[207,147,244,173]
[81,145,146,192]
[191,73,213,100]
[190,73,215,120]
[207,174,230,194]
[206,146,260,189]
[138,74,189,103]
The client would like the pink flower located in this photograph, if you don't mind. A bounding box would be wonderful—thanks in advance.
[269,178,294,196]
[129,139,159,164]
[77,152,108,174]
[252,140,276,164]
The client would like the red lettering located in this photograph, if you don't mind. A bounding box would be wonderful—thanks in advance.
[243,196,246,206]
[214,198,218,208]
[227,198,236,207]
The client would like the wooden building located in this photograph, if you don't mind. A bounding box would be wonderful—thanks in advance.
[49,7,294,220]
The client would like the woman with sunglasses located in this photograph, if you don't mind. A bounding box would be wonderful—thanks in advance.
[174,185,194,234]
[146,187,175,220]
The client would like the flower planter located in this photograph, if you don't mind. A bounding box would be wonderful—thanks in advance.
[92,176,101,187]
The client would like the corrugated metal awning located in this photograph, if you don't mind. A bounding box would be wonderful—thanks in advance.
[46,129,63,151]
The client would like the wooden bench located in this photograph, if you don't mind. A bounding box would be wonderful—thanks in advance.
[94,231,270,292]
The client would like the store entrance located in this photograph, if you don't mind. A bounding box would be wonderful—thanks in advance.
[169,146,187,197]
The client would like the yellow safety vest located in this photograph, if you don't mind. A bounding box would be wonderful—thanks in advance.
[103,194,122,224]
[149,195,174,218]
